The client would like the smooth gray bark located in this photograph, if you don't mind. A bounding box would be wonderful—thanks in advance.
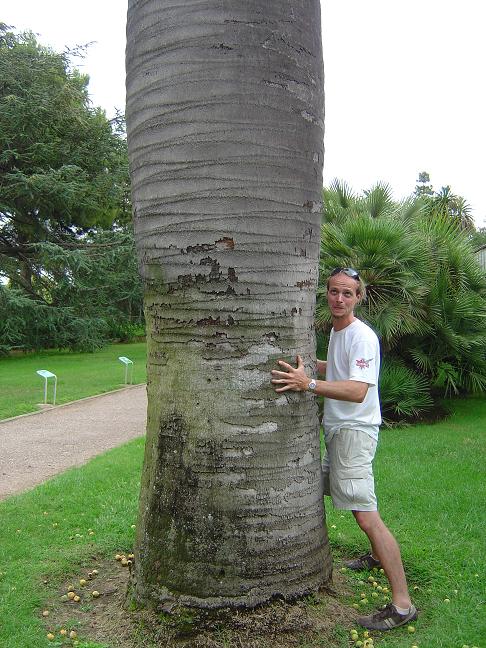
[126,0,331,608]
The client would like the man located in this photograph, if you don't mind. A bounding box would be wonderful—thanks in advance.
[271,267,417,631]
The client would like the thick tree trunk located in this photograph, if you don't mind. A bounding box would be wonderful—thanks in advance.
[126,0,331,608]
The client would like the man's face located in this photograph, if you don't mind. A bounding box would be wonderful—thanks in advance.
[327,273,361,324]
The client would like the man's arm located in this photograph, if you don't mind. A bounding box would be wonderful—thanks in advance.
[271,355,368,403]
[316,359,327,376]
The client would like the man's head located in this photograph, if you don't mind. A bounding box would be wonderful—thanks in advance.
[326,268,365,327]
[326,267,366,299]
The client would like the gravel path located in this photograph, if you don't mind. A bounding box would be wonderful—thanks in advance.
[0,384,147,501]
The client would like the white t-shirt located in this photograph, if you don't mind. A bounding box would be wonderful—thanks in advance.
[323,319,382,441]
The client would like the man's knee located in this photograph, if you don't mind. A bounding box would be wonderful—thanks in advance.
[353,510,382,534]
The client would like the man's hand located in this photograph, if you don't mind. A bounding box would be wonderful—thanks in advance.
[271,355,310,393]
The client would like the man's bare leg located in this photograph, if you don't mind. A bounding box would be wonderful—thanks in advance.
[353,510,411,609]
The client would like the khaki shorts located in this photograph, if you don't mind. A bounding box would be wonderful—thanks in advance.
[321,428,378,511]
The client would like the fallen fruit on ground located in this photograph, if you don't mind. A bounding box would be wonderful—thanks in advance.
[47,633,55,640]
[42,610,49,617]
[92,590,100,598]
[70,630,78,639]
[408,625,416,633]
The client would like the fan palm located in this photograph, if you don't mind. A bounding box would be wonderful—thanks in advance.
[319,182,486,419]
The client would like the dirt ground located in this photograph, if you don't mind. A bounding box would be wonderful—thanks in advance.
[0,384,147,500]
[42,554,358,648]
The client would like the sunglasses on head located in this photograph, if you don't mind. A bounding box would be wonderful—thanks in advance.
[330,267,360,280]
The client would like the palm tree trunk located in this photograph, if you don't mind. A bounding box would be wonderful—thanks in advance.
[126,0,331,608]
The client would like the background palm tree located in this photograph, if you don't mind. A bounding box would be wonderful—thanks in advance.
[426,186,475,231]
[126,0,330,609]
[319,181,486,421]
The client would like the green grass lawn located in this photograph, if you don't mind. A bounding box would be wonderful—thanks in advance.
[0,342,147,420]
[325,396,486,648]
[0,398,484,647]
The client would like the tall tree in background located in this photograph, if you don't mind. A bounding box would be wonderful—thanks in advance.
[0,24,130,298]
[414,172,475,231]
[126,0,330,608]
[0,24,140,352]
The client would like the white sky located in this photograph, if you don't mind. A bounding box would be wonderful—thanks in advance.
[4,0,486,227]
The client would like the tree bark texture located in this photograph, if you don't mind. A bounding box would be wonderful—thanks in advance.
[126,0,331,608]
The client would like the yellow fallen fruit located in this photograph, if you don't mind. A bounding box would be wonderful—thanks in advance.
[70,631,78,639]
[67,591,76,600]
[47,633,55,641]
[60,629,67,636]
[79,579,87,586]
[42,610,49,617]
[92,590,100,598]
[408,625,416,633]
[92,569,99,575]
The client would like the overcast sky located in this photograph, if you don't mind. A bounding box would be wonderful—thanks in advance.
[4,0,486,226]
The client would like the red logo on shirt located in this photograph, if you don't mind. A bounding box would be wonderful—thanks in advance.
[356,358,372,369]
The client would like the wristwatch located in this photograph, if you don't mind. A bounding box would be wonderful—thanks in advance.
[307,378,317,391]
